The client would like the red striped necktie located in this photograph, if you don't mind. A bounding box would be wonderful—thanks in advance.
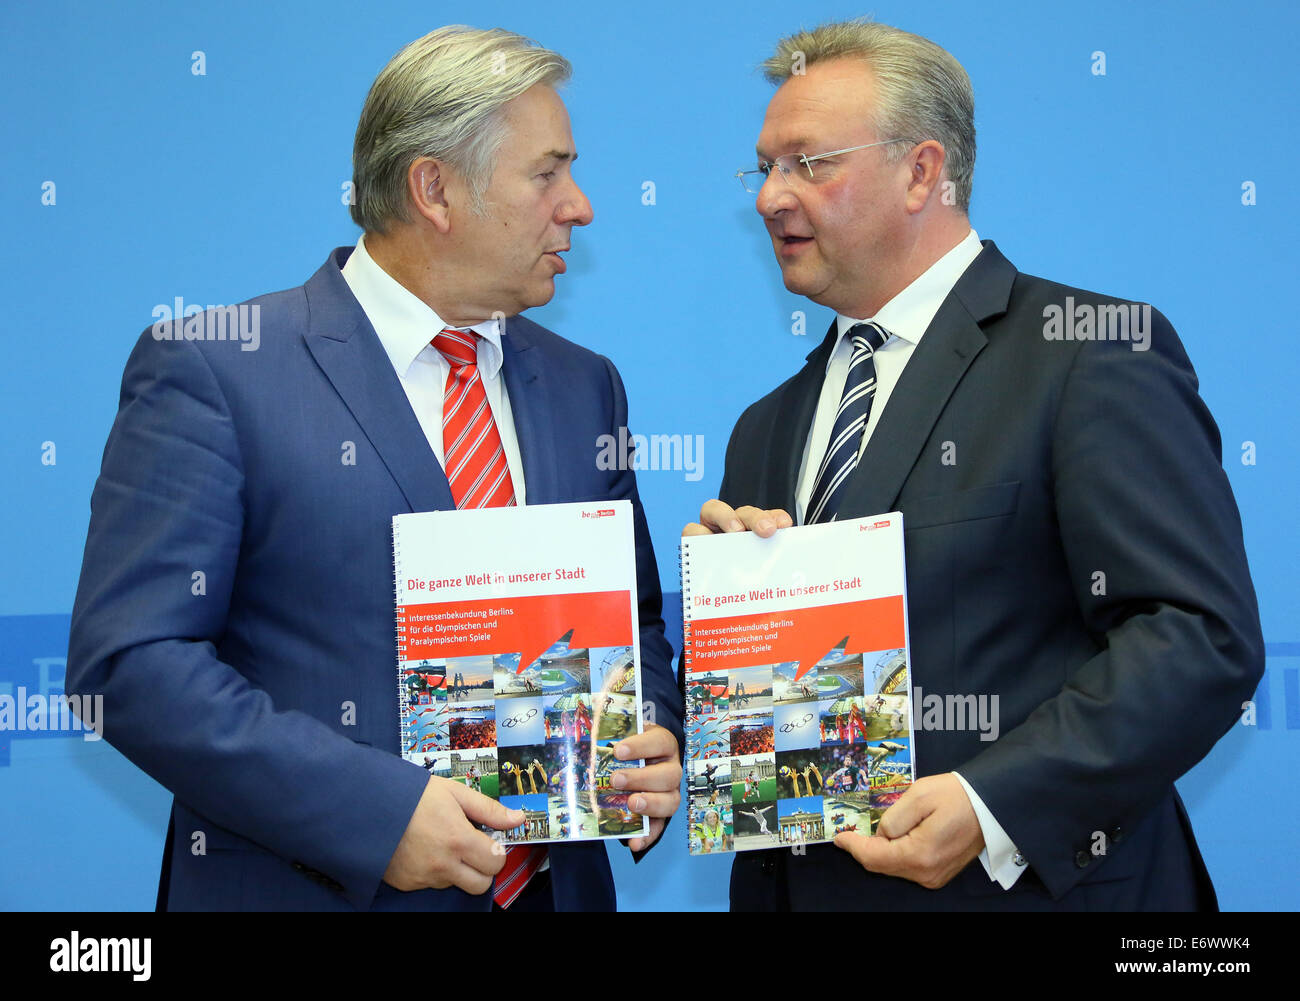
[431,327,546,907]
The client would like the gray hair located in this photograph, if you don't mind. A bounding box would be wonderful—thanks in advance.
[350,26,571,232]
[761,19,975,213]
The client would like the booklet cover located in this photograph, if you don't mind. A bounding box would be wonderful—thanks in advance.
[679,514,913,855]
[393,500,648,844]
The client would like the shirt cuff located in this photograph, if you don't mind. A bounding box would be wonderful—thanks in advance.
[952,771,1027,890]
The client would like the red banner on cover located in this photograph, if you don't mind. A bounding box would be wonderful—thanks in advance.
[397,590,632,671]
[684,595,904,680]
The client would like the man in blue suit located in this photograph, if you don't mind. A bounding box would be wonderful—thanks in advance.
[68,26,682,912]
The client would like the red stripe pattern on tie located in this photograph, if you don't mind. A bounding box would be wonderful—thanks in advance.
[491,842,547,909]
[433,328,516,510]
[431,327,545,908]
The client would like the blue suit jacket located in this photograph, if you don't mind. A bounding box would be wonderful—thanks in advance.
[68,248,683,911]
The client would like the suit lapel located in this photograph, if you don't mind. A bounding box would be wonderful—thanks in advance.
[835,241,1017,519]
[770,321,839,513]
[302,248,454,513]
[500,317,559,505]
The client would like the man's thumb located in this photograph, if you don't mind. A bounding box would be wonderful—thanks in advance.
[450,781,524,830]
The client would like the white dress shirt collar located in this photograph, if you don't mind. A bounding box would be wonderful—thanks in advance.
[831,228,983,363]
[342,234,506,377]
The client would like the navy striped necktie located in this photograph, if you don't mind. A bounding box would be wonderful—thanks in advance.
[806,322,891,524]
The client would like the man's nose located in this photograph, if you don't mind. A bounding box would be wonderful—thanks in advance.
[562,178,594,227]
[755,172,794,218]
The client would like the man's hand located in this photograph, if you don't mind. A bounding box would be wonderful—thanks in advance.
[682,499,793,539]
[833,773,984,890]
[383,775,525,895]
[612,723,682,852]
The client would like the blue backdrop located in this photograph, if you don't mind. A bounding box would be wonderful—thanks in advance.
[2,0,1296,910]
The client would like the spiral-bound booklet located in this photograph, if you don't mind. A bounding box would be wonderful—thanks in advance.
[393,500,648,844]
[680,514,914,855]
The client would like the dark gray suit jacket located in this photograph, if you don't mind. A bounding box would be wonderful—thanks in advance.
[721,241,1263,910]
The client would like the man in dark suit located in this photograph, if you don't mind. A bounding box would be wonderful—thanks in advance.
[68,25,682,911]
[686,20,1263,910]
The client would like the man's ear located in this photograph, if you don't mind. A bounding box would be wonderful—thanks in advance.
[904,140,947,214]
[408,157,453,233]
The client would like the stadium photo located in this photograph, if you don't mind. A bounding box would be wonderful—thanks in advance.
[813,642,865,698]
[525,632,591,695]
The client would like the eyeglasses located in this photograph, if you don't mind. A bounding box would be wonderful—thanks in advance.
[736,139,916,195]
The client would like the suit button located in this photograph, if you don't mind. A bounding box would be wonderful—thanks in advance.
[759,856,775,874]
[1074,849,1091,869]
[1109,826,1124,845]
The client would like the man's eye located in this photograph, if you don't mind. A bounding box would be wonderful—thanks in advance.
[539,170,557,181]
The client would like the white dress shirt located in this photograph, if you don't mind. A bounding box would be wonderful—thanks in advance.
[340,235,527,505]
[793,228,1027,890]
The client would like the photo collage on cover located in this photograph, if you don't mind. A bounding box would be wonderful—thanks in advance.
[401,635,644,843]
[686,643,912,854]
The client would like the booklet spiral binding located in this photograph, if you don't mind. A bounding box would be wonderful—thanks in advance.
[678,540,693,668]
[392,518,408,751]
